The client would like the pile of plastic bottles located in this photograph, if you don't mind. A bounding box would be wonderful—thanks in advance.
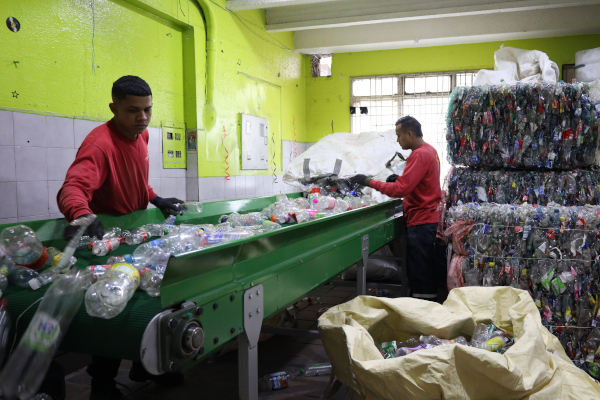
[444,202,600,378]
[448,167,600,206]
[446,82,600,169]
[379,323,512,358]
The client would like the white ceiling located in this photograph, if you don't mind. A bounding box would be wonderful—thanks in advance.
[226,0,600,54]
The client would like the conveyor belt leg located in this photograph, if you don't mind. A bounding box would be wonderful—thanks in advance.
[239,284,264,400]
[356,234,369,296]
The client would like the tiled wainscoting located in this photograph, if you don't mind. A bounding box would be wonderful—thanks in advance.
[0,110,314,223]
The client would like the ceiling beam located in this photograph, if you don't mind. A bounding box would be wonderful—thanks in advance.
[293,4,600,54]
[266,0,600,32]
[226,0,343,11]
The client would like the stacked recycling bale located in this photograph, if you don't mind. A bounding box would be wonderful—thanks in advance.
[444,82,600,379]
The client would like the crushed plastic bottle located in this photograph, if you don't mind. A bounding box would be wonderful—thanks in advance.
[84,263,140,319]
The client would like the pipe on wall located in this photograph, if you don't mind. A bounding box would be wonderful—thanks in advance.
[194,0,217,132]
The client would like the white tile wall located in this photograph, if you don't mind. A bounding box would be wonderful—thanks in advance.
[74,120,103,148]
[47,180,63,214]
[0,111,14,146]
[0,111,187,222]
[46,116,75,148]
[17,181,49,217]
[0,146,16,182]
[14,112,46,147]
[0,182,17,219]
[47,148,75,181]
[15,146,48,182]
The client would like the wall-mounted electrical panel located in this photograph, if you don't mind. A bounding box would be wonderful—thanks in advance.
[162,121,186,169]
[239,114,268,170]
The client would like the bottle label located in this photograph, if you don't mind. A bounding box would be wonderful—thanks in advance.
[110,263,140,290]
[20,247,49,270]
[24,312,60,353]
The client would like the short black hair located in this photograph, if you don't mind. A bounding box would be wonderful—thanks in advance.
[395,115,422,137]
[112,75,152,102]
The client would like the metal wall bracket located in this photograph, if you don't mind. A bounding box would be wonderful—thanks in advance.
[239,284,264,400]
[356,235,369,296]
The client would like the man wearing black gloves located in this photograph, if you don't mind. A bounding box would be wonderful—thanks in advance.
[58,76,184,399]
[350,116,445,303]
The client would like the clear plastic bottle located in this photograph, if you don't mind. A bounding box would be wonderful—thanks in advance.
[0,225,47,269]
[91,238,122,256]
[131,245,169,274]
[125,230,151,245]
[303,363,332,377]
[200,231,254,246]
[478,336,509,352]
[139,268,162,297]
[0,272,87,400]
[84,263,140,319]
[312,196,336,211]
[178,201,203,215]
[262,220,282,231]
[4,260,41,290]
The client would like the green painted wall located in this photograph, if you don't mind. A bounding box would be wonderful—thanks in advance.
[0,0,306,178]
[304,34,600,143]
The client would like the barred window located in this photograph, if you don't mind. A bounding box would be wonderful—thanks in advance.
[350,71,477,182]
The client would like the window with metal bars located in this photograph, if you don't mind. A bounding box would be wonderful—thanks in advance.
[350,71,477,182]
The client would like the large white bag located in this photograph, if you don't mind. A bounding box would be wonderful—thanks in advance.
[283,130,407,188]
[474,46,559,86]
[575,47,600,83]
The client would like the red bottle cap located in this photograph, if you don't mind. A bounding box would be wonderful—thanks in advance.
[310,187,321,194]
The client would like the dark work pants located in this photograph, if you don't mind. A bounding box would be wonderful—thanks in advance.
[87,356,121,381]
[406,223,447,302]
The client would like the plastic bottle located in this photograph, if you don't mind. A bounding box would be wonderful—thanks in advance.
[84,263,140,319]
[139,268,162,297]
[131,244,170,273]
[262,220,282,231]
[178,201,203,215]
[0,225,47,269]
[0,272,87,400]
[200,231,254,246]
[91,238,122,256]
[303,363,332,377]
[312,196,336,211]
[478,336,509,352]
[258,371,290,392]
[4,260,41,290]
[125,230,151,245]
[0,299,11,367]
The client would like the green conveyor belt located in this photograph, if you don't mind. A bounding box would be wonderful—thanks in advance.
[0,193,403,369]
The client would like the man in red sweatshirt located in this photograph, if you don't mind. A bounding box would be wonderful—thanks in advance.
[58,76,184,399]
[350,116,445,302]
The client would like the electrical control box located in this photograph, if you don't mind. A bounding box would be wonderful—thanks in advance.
[239,114,269,170]
[162,121,186,169]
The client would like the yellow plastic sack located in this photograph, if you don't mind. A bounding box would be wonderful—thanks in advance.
[318,287,600,400]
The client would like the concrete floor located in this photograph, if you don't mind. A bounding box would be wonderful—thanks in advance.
[58,283,361,400]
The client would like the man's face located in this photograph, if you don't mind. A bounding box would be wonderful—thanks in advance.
[110,95,152,138]
[395,123,411,150]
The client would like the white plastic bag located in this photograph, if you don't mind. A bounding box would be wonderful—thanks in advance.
[283,130,407,190]
[474,46,559,86]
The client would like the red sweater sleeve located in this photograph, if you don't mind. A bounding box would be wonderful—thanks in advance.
[369,151,426,198]
[57,144,108,222]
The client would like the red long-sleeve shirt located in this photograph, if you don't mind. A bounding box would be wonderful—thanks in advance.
[369,143,441,227]
[57,119,157,222]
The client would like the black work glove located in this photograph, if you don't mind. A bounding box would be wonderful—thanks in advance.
[63,214,105,241]
[349,174,371,187]
[151,196,186,216]
[386,174,399,183]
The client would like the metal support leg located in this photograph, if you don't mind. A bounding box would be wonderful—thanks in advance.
[239,284,264,400]
[357,235,369,296]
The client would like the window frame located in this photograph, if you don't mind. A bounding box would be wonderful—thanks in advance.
[349,70,478,133]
